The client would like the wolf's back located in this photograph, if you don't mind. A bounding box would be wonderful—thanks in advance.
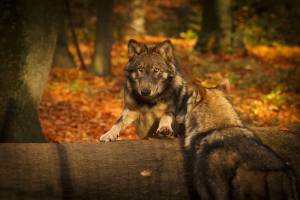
[191,127,299,200]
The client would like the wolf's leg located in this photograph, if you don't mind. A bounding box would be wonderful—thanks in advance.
[156,114,174,136]
[100,109,138,142]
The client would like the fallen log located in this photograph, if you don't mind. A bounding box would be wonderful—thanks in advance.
[0,127,299,200]
[0,140,188,200]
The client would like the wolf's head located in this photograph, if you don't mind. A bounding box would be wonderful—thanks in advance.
[125,39,177,101]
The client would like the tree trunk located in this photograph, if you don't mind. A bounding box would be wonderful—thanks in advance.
[129,0,146,36]
[0,127,299,199]
[52,4,76,68]
[0,0,60,142]
[194,0,234,53]
[91,0,114,76]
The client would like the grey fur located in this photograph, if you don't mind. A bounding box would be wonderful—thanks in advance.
[180,83,299,200]
[100,39,186,142]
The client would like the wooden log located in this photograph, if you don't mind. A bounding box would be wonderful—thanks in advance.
[0,140,188,200]
[0,127,299,200]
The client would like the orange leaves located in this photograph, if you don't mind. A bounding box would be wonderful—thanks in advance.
[39,67,135,143]
[140,169,153,177]
[234,91,300,126]
[40,37,300,143]
[249,45,300,67]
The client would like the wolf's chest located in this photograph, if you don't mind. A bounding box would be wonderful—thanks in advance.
[139,102,169,119]
[135,102,170,138]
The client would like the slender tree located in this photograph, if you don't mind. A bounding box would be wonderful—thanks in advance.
[194,0,234,53]
[91,0,114,76]
[129,0,146,36]
[52,4,76,68]
[65,0,86,70]
[0,0,60,142]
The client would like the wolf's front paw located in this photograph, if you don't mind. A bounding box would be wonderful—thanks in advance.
[99,130,119,142]
[156,126,174,137]
[157,115,174,137]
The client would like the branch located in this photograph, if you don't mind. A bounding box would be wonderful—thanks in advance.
[64,0,87,71]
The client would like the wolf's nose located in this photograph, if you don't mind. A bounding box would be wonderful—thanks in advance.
[141,88,151,96]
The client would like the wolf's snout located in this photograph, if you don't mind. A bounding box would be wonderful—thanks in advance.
[141,88,151,96]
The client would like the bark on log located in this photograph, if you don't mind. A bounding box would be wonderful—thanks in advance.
[0,140,188,200]
[0,127,299,200]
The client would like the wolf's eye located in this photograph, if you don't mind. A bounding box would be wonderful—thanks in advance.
[137,67,143,72]
[153,67,160,73]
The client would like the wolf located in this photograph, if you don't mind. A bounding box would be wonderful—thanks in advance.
[179,80,299,200]
[100,39,186,142]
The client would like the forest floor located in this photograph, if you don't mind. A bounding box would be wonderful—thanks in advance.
[40,36,300,143]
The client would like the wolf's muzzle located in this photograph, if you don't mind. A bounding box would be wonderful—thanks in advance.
[141,88,151,96]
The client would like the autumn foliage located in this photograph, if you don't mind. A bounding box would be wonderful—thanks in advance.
[40,36,300,143]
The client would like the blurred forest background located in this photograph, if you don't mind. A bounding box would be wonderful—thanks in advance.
[2,0,300,143]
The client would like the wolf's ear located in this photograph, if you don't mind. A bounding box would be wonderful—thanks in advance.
[155,40,174,62]
[128,39,146,60]
[194,85,206,103]
[218,79,230,93]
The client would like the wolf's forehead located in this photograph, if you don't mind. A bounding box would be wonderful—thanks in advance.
[136,54,165,66]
